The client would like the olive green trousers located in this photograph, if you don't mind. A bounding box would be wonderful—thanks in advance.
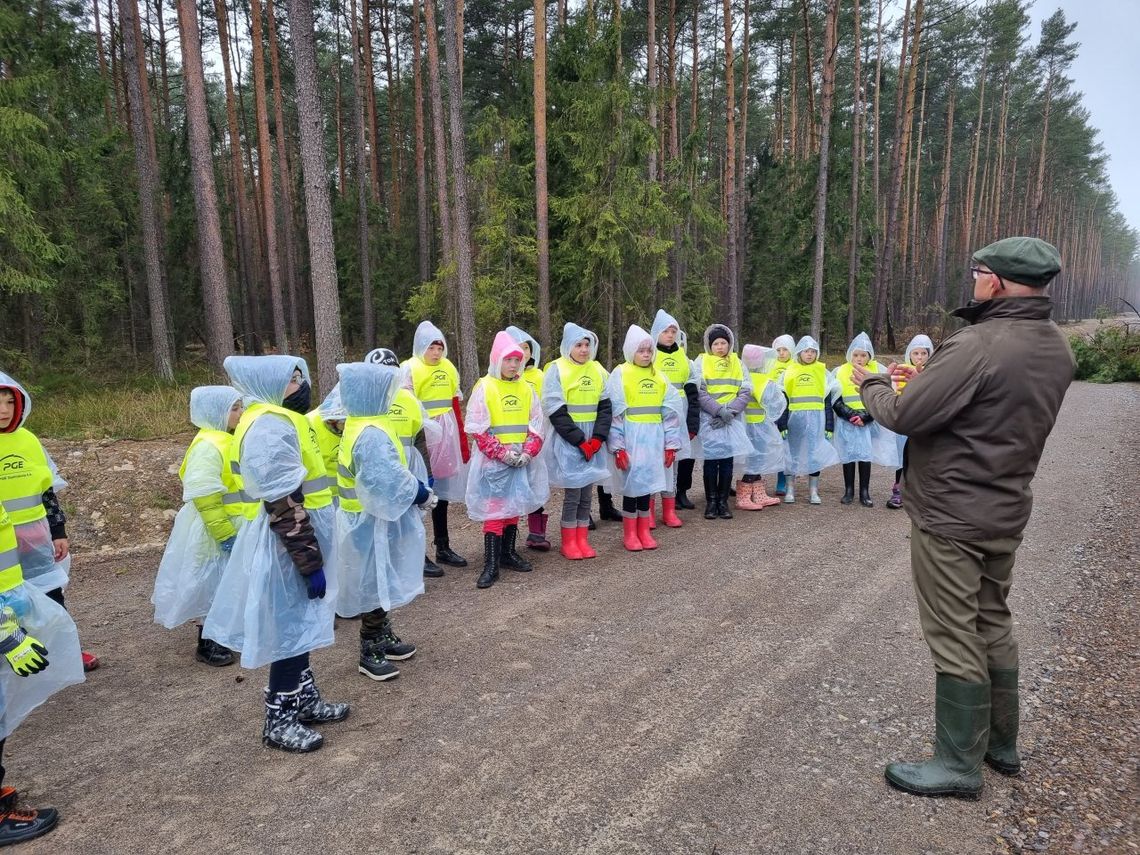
[910,523,1023,683]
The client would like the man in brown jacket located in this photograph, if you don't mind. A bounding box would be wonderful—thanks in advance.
[854,236,1075,799]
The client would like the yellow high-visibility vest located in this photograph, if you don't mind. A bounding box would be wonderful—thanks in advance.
[0,505,24,594]
[230,403,333,510]
[181,429,256,520]
[522,365,545,394]
[0,428,52,526]
[784,361,829,412]
[385,388,424,454]
[744,372,771,424]
[480,376,533,444]
[555,357,606,424]
[306,410,342,499]
[404,356,461,417]
[620,364,667,424]
[833,361,881,411]
[654,348,691,392]
[337,416,407,513]
[699,353,745,405]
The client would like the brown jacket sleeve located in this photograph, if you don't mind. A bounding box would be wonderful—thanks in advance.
[264,488,324,575]
[860,335,985,437]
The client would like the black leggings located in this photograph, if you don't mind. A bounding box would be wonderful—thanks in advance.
[677,457,695,493]
[431,500,449,544]
[703,458,734,496]
[268,652,310,694]
[621,495,651,515]
[46,587,65,608]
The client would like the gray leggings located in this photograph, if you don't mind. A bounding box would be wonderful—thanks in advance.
[561,486,593,526]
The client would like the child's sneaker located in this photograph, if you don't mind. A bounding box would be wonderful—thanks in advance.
[82,652,99,672]
[887,484,903,509]
[0,806,59,846]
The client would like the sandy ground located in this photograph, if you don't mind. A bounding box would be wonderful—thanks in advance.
[9,381,1138,854]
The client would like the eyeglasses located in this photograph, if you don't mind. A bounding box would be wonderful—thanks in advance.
[969,267,992,280]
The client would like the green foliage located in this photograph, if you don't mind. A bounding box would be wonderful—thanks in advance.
[1069,326,1140,383]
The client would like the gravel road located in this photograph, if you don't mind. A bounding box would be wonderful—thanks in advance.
[12,380,1139,854]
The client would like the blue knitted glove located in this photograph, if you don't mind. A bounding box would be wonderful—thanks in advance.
[414,481,431,507]
[306,567,327,600]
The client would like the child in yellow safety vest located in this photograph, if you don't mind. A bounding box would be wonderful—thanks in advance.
[334,362,434,683]
[505,325,556,553]
[606,326,684,552]
[0,503,84,845]
[403,321,470,575]
[203,356,347,754]
[0,372,97,672]
[736,345,787,510]
[694,325,754,521]
[651,309,698,524]
[767,334,796,496]
[886,334,934,509]
[465,332,549,589]
[775,335,839,504]
[151,386,248,666]
[540,323,611,560]
[831,332,902,507]
[307,385,347,504]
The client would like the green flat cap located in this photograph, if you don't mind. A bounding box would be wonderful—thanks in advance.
[973,236,1062,288]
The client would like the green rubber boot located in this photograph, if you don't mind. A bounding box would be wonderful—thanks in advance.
[885,674,990,799]
[985,667,1021,775]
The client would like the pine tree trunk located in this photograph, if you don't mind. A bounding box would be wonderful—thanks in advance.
[800,0,817,155]
[286,0,345,391]
[647,0,657,183]
[846,0,863,340]
[250,0,289,349]
[871,0,883,241]
[1030,70,1054,236]
[334,6,348,194]
[963,46,987,256]
[93,0,114,127]
[534,0,551,346]
[438,0,479,389]
[809,0,838,341]
[119,0,175,380]
[411,0,431,283]
[789,31,798,161]
[362,0,383,204]
[351,0,375,346]
[933,78,955,307]
[423,0,453,265]
[266,0,301,341]
[722,0,738,331]
[736,0,749,299]
[176,0,235,370]
[379,0,402,226]
[154,0,171,129]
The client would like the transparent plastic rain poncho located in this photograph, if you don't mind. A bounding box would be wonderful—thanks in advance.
[741,345,788,476]
[0,580,84,741]
[363,348,441,485]
[650,309,694,464]
[769,334,797,381]
[605,326,684,497]
[783,336,841,475]
[894,334,937,461]
[464,332,550,521]
[540,323,612,489]
[333,363,425,619]
[203,355,338,669]
[0,372,71,593]
[505,325,542,377]
[406,321,468,501]
[831,333,903,467]
[692,326,755,460]
[152,386,245,628]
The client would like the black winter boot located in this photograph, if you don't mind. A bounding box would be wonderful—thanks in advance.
[717,478,734,519]
[859,486,874,508]
[373,616,416,660]
[859,462,873,507]
[477,533,501,589]
[703,472,717,520]
[435,538,468,568]
[841,463,855,505]
[423,555,445,578]
[500,524,533,572]
[885,675,989,799]
[358,637,401,681]
[597,486,623,522]
[262,688,323,753]
[196,624,235,667]
[675,490,695,510]
[986,667,1021,775]
[296,667,350,724]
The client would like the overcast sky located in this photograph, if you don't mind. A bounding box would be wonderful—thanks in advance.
[1027,0,1140,233]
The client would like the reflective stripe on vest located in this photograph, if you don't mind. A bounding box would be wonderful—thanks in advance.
[620,364,667,424]
[784,361,829,412]
[405,356,461,417]
[482,376,534,444]
[181,428,256,519]
[230,404,333,510]
[699,354,746,405]
[556,358,605,424]
[0,427,52,526]
[337,416,408,513]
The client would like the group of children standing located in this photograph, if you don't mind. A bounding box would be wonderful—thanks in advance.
[141,318,934,758]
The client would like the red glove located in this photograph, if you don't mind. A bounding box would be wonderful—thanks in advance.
[664,448,677,468]
[452,397,470,464]
[578,437,603,461]
[614,449,630,471]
